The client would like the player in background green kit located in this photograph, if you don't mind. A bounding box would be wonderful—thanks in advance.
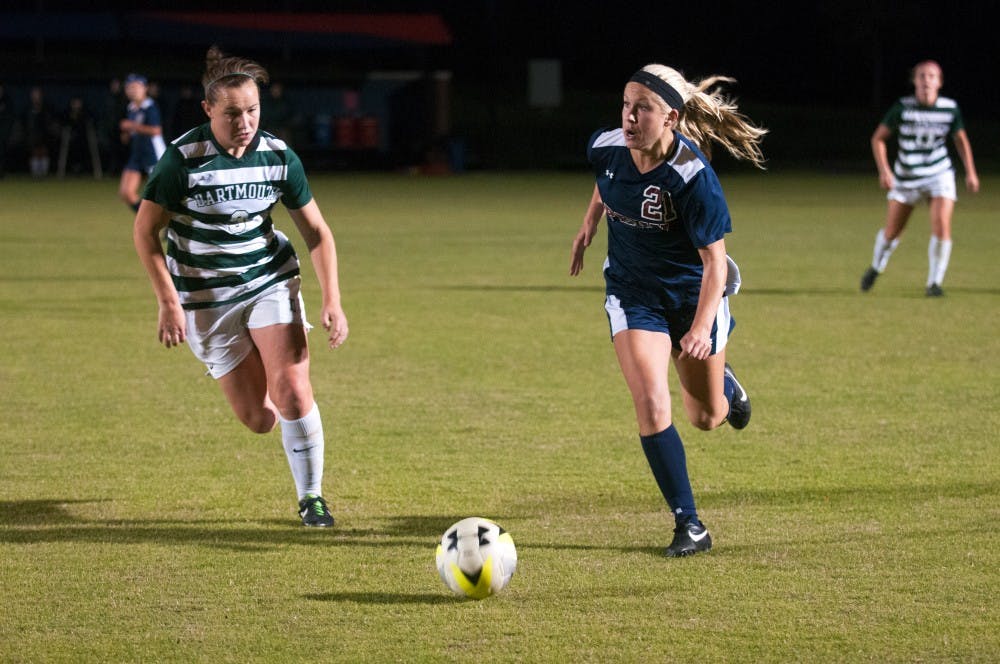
[133,46,348,527]
[860,60,979,297]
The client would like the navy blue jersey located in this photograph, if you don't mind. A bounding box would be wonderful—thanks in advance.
[126,97,166,166]
[588,127,732,309]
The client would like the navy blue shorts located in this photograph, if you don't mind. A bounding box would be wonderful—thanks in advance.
[604,293,734,354]
[124,153,158,174]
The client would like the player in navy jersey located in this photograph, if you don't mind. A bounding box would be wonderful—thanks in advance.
[860,60,979,296]
[118,73,165,212]
[570,64,766,557]
[133,47,348,527]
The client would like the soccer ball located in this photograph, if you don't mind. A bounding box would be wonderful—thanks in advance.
[435,517,517,599]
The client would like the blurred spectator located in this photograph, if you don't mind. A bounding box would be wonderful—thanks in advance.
[264,81,295,141]
[58,96,100,177]
[170,84,205,139]
[0,84,14,177]
[99,77,127,175]
[24,86,59,177]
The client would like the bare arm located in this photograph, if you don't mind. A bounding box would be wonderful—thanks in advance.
[132,200,186,347]
[677,238,728,361]
[952,129,979,193]
[871,124,895,190]
[570,184,605,276]
[287,199,349,349]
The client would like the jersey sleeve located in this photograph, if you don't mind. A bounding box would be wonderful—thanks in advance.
[280,146,313,210]
[587,128,605,164]
[587,127,619,172]
[880,101,903,130]
[951,105,965,133]
[675,170,732,248]
[142,146,186,208]
[145,102,162,128]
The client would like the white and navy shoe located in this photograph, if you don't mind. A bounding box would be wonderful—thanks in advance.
[724,362,751,430]
[665,520,712,557]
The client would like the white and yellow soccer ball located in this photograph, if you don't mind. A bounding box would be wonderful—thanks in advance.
[435,517,517,599]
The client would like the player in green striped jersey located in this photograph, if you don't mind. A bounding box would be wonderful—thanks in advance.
[860,60,979,297]
[133,46,348,527]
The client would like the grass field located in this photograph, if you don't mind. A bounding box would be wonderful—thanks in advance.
[1,171,997,662]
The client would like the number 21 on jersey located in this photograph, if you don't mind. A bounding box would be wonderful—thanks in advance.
[641,185,677,224]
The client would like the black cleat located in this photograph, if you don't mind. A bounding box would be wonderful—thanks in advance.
[926,283,944,297]
[665,520,712,558]
[724,363,751,430]
[860,267,879,292]
[298,494,335,527]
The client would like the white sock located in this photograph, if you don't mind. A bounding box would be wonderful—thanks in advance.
[279,403,325,500]
[872,229,899,272]
[927,237,939,286]
[929,238,952,286]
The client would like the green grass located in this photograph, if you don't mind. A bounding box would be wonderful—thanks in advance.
[1,172,998,662]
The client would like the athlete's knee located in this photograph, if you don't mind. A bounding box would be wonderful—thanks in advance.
[685,403,728,431]
[236,407,278,434]
[245,414,277,434]
[270,378,314,420]
[687,411,720,431]
[632,393,671,430]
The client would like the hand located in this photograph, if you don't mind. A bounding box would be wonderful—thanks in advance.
[678,328,712,361]
[157,301,186,348]
[322,304,349,349]
[966,173,980,194]
[878,171,895,191]
[570,226,593,276]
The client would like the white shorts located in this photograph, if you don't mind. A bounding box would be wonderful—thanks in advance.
[888,170,957,205]
[185,277,311,379]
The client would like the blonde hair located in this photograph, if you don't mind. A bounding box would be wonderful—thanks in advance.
[202,45,269,103]
[639,64,767,170]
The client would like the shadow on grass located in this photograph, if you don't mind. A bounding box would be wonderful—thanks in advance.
[743,285,1000,297]
[0,499,107,524]
[429,284,1000,297]
[304,592,454,605]
[524,542,665,558]
[0,502,521,553]
[255,514,467,536]
[8,479,992,557]
[741,287,857,296]
[933,286,1000,295]
[429,284,600,293]
[704,478,997,509]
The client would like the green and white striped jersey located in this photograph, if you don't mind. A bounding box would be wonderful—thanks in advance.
[881,95,965,182]
[144,125,313,310]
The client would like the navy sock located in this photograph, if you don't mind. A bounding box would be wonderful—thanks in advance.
[640,425,698,524]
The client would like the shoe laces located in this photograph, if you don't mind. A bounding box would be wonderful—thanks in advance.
[675,518,702,534]
[303,494,329,516]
